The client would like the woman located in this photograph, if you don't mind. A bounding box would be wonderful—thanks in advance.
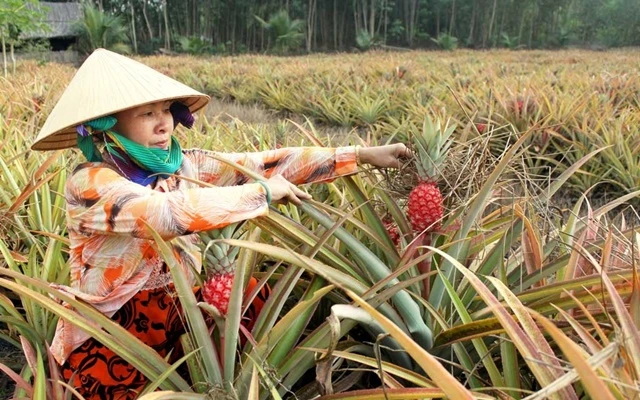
[32,48,410,399]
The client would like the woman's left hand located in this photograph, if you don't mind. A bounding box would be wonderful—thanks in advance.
[358,143,412,169]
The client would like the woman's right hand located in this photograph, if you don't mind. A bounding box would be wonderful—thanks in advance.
[264,174,312,206]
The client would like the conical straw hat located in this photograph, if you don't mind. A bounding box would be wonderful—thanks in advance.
[32,48,210,151]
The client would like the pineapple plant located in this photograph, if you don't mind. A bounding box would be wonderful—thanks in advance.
[395,65,407,79]
[407,118,455,234]
[507,94,537,119]
[201,222,243,315]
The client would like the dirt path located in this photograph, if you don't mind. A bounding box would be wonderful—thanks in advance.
[204,98,356,145]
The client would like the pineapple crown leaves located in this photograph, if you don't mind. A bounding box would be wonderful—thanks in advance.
[412,117,456,179]
[200,222,246,273]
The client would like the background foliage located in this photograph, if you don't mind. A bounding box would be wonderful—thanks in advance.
[30,0,640,55]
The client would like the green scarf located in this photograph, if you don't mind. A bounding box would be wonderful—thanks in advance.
[77,117,183,179]
[105,131,183,176]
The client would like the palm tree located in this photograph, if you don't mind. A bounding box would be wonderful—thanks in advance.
[75,4,131,55]
[255,10,304,54]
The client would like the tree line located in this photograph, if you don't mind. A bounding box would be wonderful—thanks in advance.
[41,0,640,54]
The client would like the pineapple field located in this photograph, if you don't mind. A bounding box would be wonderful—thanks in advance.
[1,49,640,399]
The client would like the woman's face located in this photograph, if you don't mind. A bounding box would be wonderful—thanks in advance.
[113,101,174,149]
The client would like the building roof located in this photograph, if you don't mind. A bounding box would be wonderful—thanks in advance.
[21,2,82,39]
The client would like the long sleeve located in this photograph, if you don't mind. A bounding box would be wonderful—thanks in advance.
[183,146,359,186]
[66,163,270,240]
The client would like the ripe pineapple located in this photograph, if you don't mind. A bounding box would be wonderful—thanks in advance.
[200,222,242,315]
[508,95,537,118]
[383,219,400,246]
[202,272,234,315]
[395,65,407,79]
[407,117,455,234]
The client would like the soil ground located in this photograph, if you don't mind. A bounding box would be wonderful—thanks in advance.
[0,338,23,399]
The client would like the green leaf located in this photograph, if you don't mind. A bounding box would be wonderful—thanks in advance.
[0,271,190,392]
[142,221,223,386]
[430,127,533,311]
[343,289,476,399]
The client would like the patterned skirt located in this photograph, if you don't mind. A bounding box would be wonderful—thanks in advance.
[60,278,268,400]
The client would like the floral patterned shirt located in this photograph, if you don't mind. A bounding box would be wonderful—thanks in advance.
[51,146,358,364]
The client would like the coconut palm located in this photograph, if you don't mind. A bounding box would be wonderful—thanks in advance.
[75,4,131,55]
[255,10,304,54]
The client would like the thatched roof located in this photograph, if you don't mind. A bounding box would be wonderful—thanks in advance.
[21,2,82,39]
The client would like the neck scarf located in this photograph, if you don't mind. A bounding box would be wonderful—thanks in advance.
[77,124,183,186]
